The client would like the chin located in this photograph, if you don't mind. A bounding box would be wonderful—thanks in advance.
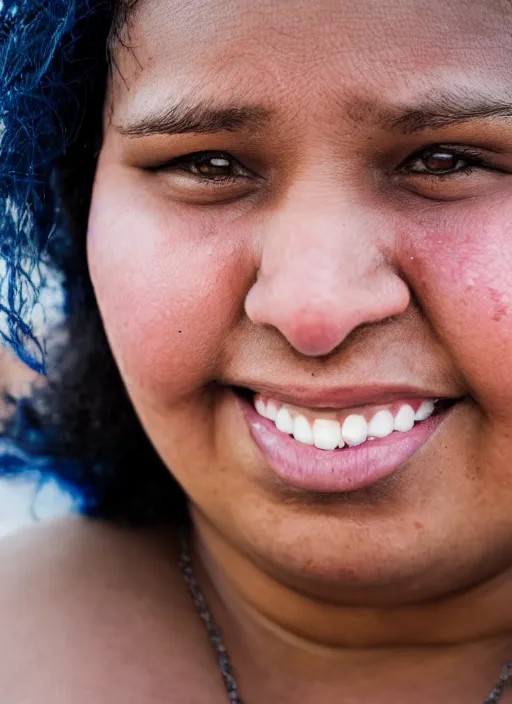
[230,500,511,607]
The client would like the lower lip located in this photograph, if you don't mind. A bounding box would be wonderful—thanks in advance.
[241,398,453,493]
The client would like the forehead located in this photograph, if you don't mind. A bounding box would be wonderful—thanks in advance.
[112,0,512,119]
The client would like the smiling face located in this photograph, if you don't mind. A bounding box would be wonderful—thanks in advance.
[88,0,512,605]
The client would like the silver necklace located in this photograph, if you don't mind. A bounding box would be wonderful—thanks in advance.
[180,533,512,703]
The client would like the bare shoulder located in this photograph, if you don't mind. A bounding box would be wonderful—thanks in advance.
[0,517,225,703]
[0,516,184,611]
[0,515,181,588]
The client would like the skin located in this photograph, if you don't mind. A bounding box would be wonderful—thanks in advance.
[4,0,512,701]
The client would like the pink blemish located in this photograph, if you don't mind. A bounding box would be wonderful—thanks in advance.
[488,287,509,323]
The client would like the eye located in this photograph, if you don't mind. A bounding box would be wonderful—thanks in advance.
[400,147,482,176]
[393,144,511,201]
[146,149,261,204]
[169,151,251,181]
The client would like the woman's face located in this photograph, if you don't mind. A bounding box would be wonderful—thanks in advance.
[89,0,512,604]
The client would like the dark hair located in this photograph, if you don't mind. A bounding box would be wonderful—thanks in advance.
[0,0,187,525]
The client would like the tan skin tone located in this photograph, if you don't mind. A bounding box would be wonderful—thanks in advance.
[3,0,512,701]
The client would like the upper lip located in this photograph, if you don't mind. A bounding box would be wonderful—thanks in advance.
[234,382,459,411]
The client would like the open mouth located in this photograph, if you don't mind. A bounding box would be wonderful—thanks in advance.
[261,393,452,449]
[235,387,460,493]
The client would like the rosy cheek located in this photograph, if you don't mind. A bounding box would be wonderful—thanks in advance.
[403,202,512,408]
[87,170,245,404]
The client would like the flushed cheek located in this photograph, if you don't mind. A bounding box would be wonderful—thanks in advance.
[87,173,247,405]
[404,203,512,413]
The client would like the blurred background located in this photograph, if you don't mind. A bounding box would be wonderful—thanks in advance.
[0,264,76,537]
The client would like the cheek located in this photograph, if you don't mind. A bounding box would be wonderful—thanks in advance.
[87,168,246,404]
[404,201,512,411]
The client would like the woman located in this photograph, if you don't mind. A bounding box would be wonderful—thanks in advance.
[1,0,512,701]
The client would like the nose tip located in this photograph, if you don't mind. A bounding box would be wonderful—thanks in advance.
[245,271,410,358]
[275,306,353,357]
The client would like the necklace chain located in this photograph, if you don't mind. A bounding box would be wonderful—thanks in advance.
[180,532,244,703]
[180,533,512,703]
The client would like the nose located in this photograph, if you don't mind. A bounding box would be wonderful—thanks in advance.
[245,195,410,357]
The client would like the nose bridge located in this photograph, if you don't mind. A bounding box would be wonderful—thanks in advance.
[262,195,380,291]
[245,191,410,357]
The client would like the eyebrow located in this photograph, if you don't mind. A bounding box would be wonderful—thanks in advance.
[117,91,512,139]
[117,100,271,137]
[384,98,512,134]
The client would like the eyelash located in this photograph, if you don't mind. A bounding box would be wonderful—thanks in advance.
[157,151,254,182]
[398,146,491,178]
[154,145,496,184]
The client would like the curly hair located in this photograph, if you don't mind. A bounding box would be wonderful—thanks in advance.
[0,0,187,526]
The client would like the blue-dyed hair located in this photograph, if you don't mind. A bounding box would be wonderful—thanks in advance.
[1,0,103,371]
[0,0,187,524]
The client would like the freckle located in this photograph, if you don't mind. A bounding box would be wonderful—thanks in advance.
[488,287,508,322]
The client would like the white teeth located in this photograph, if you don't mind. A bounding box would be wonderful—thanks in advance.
[341,414,368,447]
[260,396,434,450]
[255,399,267,418]
[415,400,436,422]
[266,402,278,421]
[367,410,395,439]
[293,415,315,445]
[275,407,293,434]
[394,404,415,432]
[313,419,342,451]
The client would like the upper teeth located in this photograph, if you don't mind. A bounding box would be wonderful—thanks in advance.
[253,396,438,451]
[340,414,367,447]
[275,407,294,434]
[294,415,314,445]
[313,419,343,450]
[394,404,415,433]
[368,409,394,438]
[414,400,435,421]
